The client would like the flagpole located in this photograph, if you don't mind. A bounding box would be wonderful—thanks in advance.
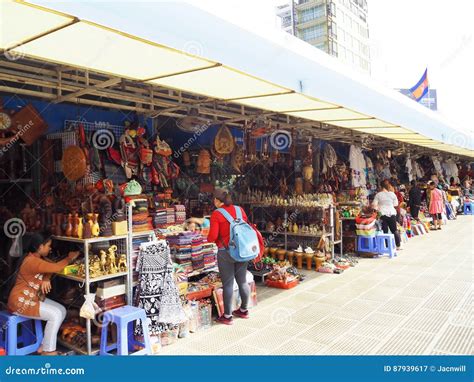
[426,67,430,110]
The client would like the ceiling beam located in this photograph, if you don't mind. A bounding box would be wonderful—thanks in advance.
[54,77,122,103]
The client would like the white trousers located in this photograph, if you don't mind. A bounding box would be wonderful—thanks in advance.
[23,298,66,352]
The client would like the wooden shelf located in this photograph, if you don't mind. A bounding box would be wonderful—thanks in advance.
[260,231,330,238]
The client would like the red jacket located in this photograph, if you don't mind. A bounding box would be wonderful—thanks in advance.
[207,205,248,249]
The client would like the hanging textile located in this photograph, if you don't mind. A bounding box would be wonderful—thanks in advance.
[406,154,414,181]
[349,145,367,188]
[322,143,337,175]
[432,157,443,177]
[442,158,459,182]
[365,156,377,190]
[414,160,424,179]
[134,240,186,336]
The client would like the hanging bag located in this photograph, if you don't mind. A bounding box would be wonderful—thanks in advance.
[119,133,139,178]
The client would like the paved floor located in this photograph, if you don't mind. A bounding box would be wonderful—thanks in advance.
[160,216,473,355]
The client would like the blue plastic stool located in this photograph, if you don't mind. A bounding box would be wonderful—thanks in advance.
[376,233,397,258]
[100,306,151,356]
[357,235,377,253]
[463,202,473,215]
[0,311,43,355]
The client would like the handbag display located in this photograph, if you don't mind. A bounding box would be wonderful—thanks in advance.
[10,104,48,146]
[119,133,139,179]
[196,149,211,174]
[155,136,172,157]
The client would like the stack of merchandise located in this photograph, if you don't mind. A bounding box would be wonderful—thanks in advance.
[168,232,193,274]
[166,207,176,225]
[151,207,167,228]
[191,234,204,271]
[129,198,153,232]
[174,205,186,224]
[355,213,377,236]
[201,240,217,271]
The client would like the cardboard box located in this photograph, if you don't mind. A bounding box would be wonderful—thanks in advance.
[112,221,128,236]
[96,284,126,299]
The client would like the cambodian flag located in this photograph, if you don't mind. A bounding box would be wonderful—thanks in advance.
[409,68,429,102]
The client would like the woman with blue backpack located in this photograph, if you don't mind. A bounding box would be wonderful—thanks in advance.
[207,188,259,325]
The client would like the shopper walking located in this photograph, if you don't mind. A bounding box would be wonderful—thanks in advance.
[7,233,80,355]
[207,188,250,325]
[373,179,401,249]
[408,180,422,220]
[428,181,445,230]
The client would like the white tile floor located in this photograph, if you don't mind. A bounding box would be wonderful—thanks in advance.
[159,215,474,355]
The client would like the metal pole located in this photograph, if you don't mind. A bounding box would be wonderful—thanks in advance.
[330,205,335,259]
[127,203,133,304]
[84,240,91,355]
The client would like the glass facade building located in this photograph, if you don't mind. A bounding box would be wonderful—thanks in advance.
[276,0,371,74]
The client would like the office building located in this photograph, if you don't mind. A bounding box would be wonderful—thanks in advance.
[276,0,371,74]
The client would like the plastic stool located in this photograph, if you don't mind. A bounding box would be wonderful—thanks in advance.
[100,306,151,356]
[463,202,473,215]
[376,233,397,258]
[0,311,43,355]
[357,235,377,253]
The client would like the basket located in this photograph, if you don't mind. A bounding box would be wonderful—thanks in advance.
[265,279,299,289]
[186,286,213,301]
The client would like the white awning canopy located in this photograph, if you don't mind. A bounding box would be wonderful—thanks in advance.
[1,0,472,157]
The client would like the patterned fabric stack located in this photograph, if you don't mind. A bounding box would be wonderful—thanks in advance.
[174,205,186,224]
[191,234,204,271]
[166,208,176,225]
[201,240,217,271]
[168,232,194,274]
[128,197,153,232]
[151,208,167,228]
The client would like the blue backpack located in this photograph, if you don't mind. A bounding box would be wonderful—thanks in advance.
[217,206,259,262]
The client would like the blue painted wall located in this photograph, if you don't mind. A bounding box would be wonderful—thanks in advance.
[1,94,149,135]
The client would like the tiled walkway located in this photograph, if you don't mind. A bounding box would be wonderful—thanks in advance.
[160,216,473,355]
